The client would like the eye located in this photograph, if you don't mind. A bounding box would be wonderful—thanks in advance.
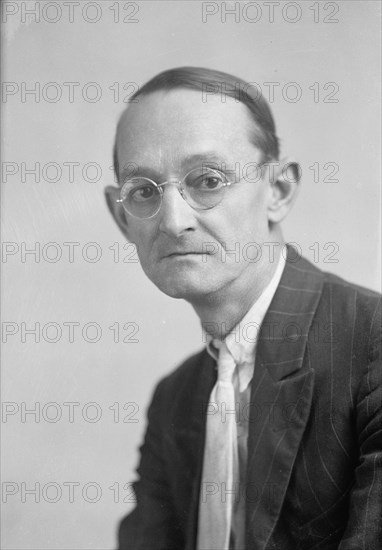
[186,170,226,191]
[200,175,224,189]
[129,184,156,202]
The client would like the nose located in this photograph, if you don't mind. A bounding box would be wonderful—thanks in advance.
[158,183,196,237]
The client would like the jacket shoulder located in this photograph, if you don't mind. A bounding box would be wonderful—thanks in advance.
[321,268,381,303]
[320,269,381,338]
[296,253,381,323]
[302,261,381,363]
[154,347,210,397]
[295,252,380,304]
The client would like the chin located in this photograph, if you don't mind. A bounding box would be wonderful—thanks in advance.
[149,270,220,300]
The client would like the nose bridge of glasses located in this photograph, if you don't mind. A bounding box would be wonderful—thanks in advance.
[156,178,186,201]
[158,177,188,203]
[157,177,182,188]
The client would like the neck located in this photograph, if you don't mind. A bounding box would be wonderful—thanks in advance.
[191,234,285,341]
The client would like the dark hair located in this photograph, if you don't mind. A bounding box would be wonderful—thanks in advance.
[113,66,279,182]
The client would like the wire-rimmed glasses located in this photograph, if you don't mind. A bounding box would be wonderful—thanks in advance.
[116,167,235,219]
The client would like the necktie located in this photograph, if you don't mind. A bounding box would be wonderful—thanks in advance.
[197,341,238,550]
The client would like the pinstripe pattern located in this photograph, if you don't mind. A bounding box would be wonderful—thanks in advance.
[118,250,382,550]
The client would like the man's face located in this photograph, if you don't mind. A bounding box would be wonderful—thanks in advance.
[115,89,276,302]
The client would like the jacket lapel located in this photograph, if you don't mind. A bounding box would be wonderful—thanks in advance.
[246,249,324,549]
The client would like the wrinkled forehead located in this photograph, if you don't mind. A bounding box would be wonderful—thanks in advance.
[115,88,261,176]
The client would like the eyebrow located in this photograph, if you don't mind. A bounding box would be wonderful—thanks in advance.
[119,151,232,183]
[181,152,227,168]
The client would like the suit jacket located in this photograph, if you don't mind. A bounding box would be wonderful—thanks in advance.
[118,251,382,550]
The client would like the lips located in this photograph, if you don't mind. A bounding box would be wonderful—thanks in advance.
[158,242,213,260]
[165,251,205,257]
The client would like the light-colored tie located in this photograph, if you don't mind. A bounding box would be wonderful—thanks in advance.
[197,341,238,550]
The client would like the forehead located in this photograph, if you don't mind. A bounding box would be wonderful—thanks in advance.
[116,88,261,174]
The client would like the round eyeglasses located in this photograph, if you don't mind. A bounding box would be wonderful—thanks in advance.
[116,167,234,219]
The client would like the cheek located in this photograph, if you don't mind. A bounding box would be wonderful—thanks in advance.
[126,220,155,250]
[135,238,153,266]
[211,198,267,243]
[238,191,269,230]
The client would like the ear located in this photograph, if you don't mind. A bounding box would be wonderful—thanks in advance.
[104,185,131,240]
[267,157,301,224]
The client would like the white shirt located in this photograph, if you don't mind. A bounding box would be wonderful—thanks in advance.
[205,254,286,549]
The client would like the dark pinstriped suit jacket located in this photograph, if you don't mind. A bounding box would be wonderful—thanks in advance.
[118,250,382,550]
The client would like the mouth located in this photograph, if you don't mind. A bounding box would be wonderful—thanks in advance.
[165,252,206,258]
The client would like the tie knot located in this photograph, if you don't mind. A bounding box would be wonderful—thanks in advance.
[213,340,236,383]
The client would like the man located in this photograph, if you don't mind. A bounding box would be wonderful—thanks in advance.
[105,67,381,550]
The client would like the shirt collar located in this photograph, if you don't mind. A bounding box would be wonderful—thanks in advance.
[206,254,286,391]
